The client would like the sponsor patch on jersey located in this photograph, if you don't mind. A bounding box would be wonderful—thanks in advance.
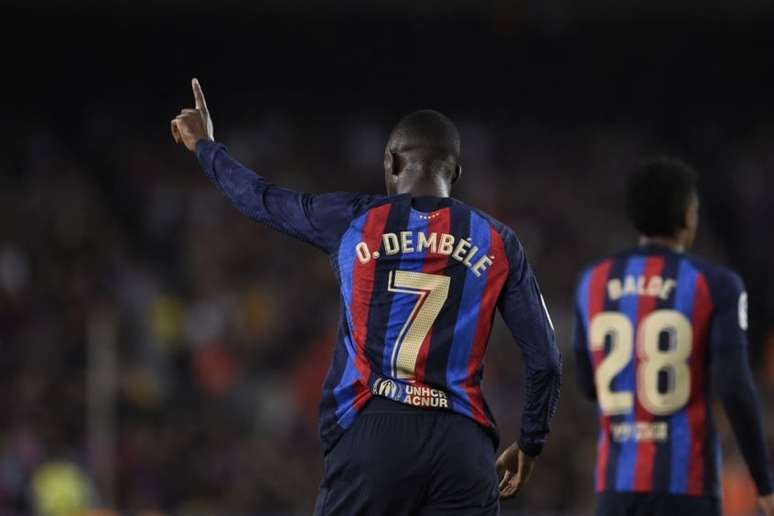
[610,421,668,443]
[370,376,450,409]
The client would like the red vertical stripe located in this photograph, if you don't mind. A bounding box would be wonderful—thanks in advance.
[413,208,451,383]
[589,259,613,492]
[464,227,509,425]
[588,260,614,369]
[349,203,392,409]
[633,257,666,492]
[687,273,713,495]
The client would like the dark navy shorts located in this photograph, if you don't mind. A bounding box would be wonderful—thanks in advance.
[596,492,721,516]
[314,396,500,516]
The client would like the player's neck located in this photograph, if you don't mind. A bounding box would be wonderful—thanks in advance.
[638,235,685,253]
[397,176,451,198]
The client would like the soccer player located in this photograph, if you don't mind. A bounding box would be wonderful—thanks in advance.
[171,79,561,515]
[573,158,774,516]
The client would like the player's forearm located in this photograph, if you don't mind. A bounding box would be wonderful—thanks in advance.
[714,355,774,495]
[721,390,773,495]
[195,139,270,219]
[195,140,320,245]
[519,350,562,457]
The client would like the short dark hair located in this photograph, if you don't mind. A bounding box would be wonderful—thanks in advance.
[387,110,461,160]
[625,157,698,237]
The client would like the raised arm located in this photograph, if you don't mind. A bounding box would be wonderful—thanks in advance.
[709,272,773,512]
[171,79,373,253]
[494,234,562,499]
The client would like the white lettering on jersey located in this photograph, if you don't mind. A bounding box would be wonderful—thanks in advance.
[607,275,676,301]
[355,231,495,277]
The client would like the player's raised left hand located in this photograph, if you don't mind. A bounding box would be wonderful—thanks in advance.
[496,441,535,499]
[171,78,214,152]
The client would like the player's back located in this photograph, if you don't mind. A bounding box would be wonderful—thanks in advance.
[574,243,744,497]
[320,193,549,452]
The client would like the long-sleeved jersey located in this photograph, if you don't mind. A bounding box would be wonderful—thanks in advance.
[196,140,561,456]
[574,244,773,497]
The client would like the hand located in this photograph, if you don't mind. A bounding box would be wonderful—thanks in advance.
[760,494,774,516]
[171,78,214,152]
[496,441,535,499]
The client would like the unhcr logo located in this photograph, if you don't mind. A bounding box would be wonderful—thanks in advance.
[372,377,399,399]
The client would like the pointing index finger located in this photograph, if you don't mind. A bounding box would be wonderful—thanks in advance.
[192,78,207,111]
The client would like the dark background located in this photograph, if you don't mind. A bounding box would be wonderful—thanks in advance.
[1,2,773,515]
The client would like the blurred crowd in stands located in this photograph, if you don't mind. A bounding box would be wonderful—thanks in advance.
[1,110,773,516]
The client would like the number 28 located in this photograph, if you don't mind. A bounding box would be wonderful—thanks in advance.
[590,310,692,416]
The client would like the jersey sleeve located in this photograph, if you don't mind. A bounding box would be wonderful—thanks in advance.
[710,270,750,352]
[709,270,773,495]
[496,232,562,457]
[196,140,375,253]
[572,278,597,401]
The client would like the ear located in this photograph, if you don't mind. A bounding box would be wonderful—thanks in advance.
[685,196,699,229]
[384,150,392,175]
[451,164,462,185]
[384,150,400,176]
[683,206,692,229]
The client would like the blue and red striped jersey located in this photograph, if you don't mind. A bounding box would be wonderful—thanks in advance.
[573,245,754,497]
[196,141,561,456]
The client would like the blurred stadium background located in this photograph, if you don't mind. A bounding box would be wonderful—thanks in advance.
[2,1,774,514]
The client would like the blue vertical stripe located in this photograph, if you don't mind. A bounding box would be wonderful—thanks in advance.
[381,212,430,377]
[333,214,368,422]
[446,211,490,417]
[577,268,594,364]
[334,336,365,428]
[337,214,368,352]
[669,259,697,494]
[578,269,593,324]
[615,256,646,491]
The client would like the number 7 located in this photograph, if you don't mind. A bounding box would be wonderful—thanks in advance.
[388,270,451,380]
